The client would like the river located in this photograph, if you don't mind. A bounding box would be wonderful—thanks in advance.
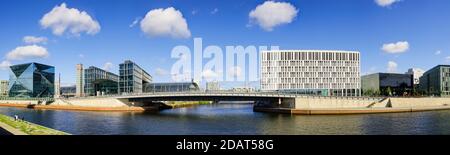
[1,103,450,135]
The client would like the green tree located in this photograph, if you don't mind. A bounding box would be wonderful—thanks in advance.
[386,87,392,96]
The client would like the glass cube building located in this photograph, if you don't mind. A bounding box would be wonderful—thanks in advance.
[8,62,55,98]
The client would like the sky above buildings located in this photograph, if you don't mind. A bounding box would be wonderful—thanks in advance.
[0,0,449,89]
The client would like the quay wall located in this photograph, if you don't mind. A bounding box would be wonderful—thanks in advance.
[52,98,131,107]
[389,98,450,107]
[294,97,380,109]
[0,100,39,105]
[293,97,450,109]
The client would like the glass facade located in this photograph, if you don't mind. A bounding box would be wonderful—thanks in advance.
[419,65,450,96]
[8,62,55,98]
[361,73,413,96]
[144,82,199,93]
[84,66,118,96]
[119,60,152,94]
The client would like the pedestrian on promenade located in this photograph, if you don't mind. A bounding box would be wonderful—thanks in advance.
[14,115,18,121]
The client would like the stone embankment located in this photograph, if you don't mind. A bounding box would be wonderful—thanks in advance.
[255,97,450,115]
[0,98,156,112]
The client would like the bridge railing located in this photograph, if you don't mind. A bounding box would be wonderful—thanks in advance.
[66,90,383,101]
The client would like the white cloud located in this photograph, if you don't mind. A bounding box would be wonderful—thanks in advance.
[191,10,198,15]
[6,45,49,60]
[435,50,442,55]
[129,17,141,28]
[375,0,401,7]
[445,56,450,61]
[202,69,219,81]
[387,61,398,73]
[0,60,12,70]
[155,68,169,76]
[40,3,101,36]
[78,54,85,58]
[140,7,191,38]
[23,36,48,44]
[211,8,219,14]
[249,1,298,31]
[102,62,113,71]
[382,41,409,54]
[228,66,242,78]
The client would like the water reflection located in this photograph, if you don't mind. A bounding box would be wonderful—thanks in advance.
[1,104,450,135]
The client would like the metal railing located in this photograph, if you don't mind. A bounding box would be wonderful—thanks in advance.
[67,90,383,100]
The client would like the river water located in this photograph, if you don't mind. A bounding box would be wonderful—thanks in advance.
[1,103,450,135]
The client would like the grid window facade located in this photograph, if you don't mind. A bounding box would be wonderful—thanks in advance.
[119,60,152,94]
[84,66,119,96]
[260,50,361,96]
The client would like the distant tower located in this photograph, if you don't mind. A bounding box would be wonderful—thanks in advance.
[76,64,84,97]
[55,73,61,98]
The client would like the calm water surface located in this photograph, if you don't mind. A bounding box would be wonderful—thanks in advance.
[1,103,450,135]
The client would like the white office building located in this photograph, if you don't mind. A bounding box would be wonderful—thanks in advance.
[406,68,424,85]
[260,50,361,96]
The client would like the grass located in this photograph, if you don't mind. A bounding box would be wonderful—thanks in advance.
[166,101,212,108]
[0,114,69,135]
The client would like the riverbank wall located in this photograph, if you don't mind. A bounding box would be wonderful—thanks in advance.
[255,97,450,115]
[2,96,450,114]
[0,98,156,112]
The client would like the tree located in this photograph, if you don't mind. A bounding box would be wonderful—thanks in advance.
[386,87,392,96]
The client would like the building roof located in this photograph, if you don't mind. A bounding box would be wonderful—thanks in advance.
[362,72,412,77]
[10,62,54,67]
[423,65,450,75]
[120,60,152,78]
[86,66,118,77]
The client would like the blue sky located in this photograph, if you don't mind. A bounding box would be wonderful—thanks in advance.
[0,0,449,89]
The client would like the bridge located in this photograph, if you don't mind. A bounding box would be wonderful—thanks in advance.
[67,91,302,108]
[111,91,298,108]
[61,91,382,111]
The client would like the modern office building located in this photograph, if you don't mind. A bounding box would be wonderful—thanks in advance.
[84,66,119,96]
[419,65,450,96]
[361,73,413,96]
[406,68,424,85]
[119,60,152,94]
[60,85,76,98]
[144,82,200,93]
[76,64,84,97]
[260,50,361,96]
[8,62,55,98]
[0,80,8,97]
